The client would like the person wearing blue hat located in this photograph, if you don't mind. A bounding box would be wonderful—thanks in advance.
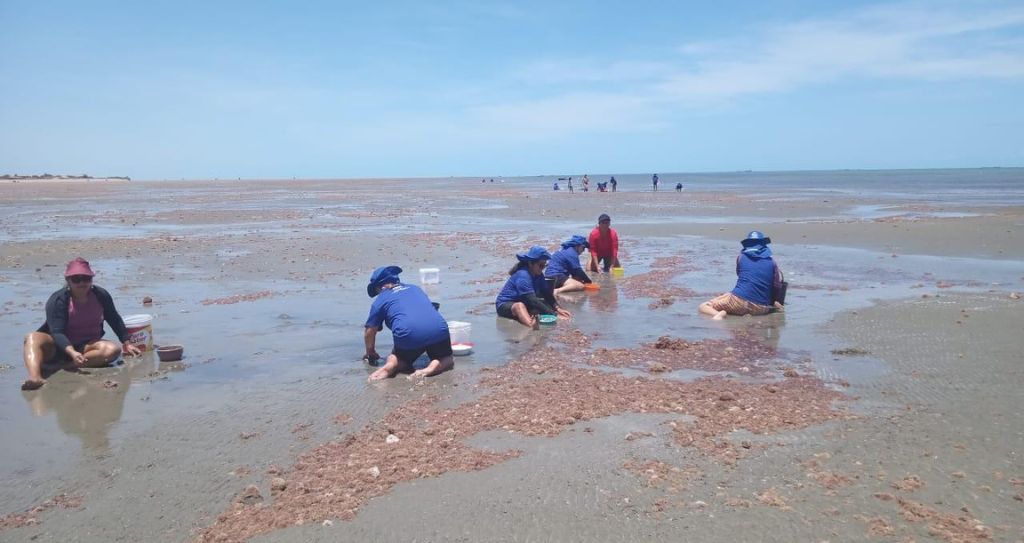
[363,266,454,380]
[545,235,594,295]
[699,231,786,320]
[495,246,571,328]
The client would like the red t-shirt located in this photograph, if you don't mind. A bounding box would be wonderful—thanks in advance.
[588,227,618,259]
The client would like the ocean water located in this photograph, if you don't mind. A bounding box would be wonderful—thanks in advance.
[462,167,1024,205]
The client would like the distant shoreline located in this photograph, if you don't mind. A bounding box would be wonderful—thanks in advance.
[1,174,130,183]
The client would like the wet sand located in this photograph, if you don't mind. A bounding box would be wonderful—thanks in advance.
[0,176,1022,542]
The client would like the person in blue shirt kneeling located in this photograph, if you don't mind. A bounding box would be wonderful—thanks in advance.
[545,235,593,295]
[364,266,453,381]
[699,231,786,320]
[496,246,572,328]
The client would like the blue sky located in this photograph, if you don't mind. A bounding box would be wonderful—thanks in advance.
[1,0,1022,179]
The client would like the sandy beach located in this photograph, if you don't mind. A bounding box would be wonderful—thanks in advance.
[0,172,1022,542]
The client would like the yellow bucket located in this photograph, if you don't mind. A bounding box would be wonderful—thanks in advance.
[611,267,625,277]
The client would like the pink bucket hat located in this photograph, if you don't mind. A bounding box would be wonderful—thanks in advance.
[64,257,95,277]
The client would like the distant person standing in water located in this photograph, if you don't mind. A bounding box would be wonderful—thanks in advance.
[676,182,683,192]
[567,178,574,193]
[652,173,659,191]
[610,176,617,192]
[587,214,621,273]
[582,174,590,192]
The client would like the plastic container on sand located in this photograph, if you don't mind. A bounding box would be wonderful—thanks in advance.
[419,267,440,285]
[122,314,154,351]
[448,320,472,345]
[611,267,625,277]
[539,314,557,325]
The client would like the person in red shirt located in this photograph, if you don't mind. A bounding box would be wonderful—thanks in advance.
[587,213,621,273]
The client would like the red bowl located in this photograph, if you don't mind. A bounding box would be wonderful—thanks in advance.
[156,345,184,362]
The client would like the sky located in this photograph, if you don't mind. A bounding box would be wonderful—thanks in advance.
[1,0,1022,179]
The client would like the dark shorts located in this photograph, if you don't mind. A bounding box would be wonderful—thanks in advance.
[392,334,453,366]
[496,301,518,320]
[548,275,569,289]
[596,256,613,272]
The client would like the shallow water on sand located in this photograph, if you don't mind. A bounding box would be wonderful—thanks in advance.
[0,176,1022,542]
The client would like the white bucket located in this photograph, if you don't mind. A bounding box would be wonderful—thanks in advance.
[448,320,472,345]
[122,314,154,352]
[419,267,440,285]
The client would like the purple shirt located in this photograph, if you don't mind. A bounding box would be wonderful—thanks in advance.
[65,291,104,346]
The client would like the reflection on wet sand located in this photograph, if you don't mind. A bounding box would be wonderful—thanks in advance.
[21,354,163,452]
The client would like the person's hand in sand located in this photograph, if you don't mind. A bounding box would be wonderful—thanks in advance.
[556,307,572,320]
[122,342,142,357]
[68,349,89,367]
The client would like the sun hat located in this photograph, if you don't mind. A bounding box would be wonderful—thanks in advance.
[598,213,611,223]
[741,231,772,247]
[516,246,552,263]
[64,257,95,277]
[366,265,403,297]
[561,235,589,249]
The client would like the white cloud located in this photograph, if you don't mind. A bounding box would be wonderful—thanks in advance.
[488,1,1024,131]
[657,1,1024,103]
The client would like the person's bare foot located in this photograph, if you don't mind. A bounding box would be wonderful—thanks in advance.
[21,379,44,391]
[530,316,540,330]
[712,310,727,320]
[368,368,391,381]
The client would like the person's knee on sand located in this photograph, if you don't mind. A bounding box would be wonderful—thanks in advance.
[80,340,122,368]
[511,302,537,329]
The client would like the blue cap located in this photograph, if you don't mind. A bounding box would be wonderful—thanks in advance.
[561,235,589,249]
[367,265,402,297]
[516,246,552,263]
[741,231,772,247]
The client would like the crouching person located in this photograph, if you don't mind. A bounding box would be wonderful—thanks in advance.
[364,266,453,381]
[545,235,593,295]
[699,231,786,320]
[496,246,572,328]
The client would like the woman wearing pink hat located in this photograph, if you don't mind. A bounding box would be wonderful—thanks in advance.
[20,257,142,390]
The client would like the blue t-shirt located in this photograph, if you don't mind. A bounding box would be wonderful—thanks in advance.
[545,247,587,281]
[731,253,777,306]
[495,268,547,307]
[365,283,449,349]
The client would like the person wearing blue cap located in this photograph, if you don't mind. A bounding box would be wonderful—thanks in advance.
[495,246,572,328]
[699,231,786,320]
[545,235,593,295]
[363,266,454,380]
